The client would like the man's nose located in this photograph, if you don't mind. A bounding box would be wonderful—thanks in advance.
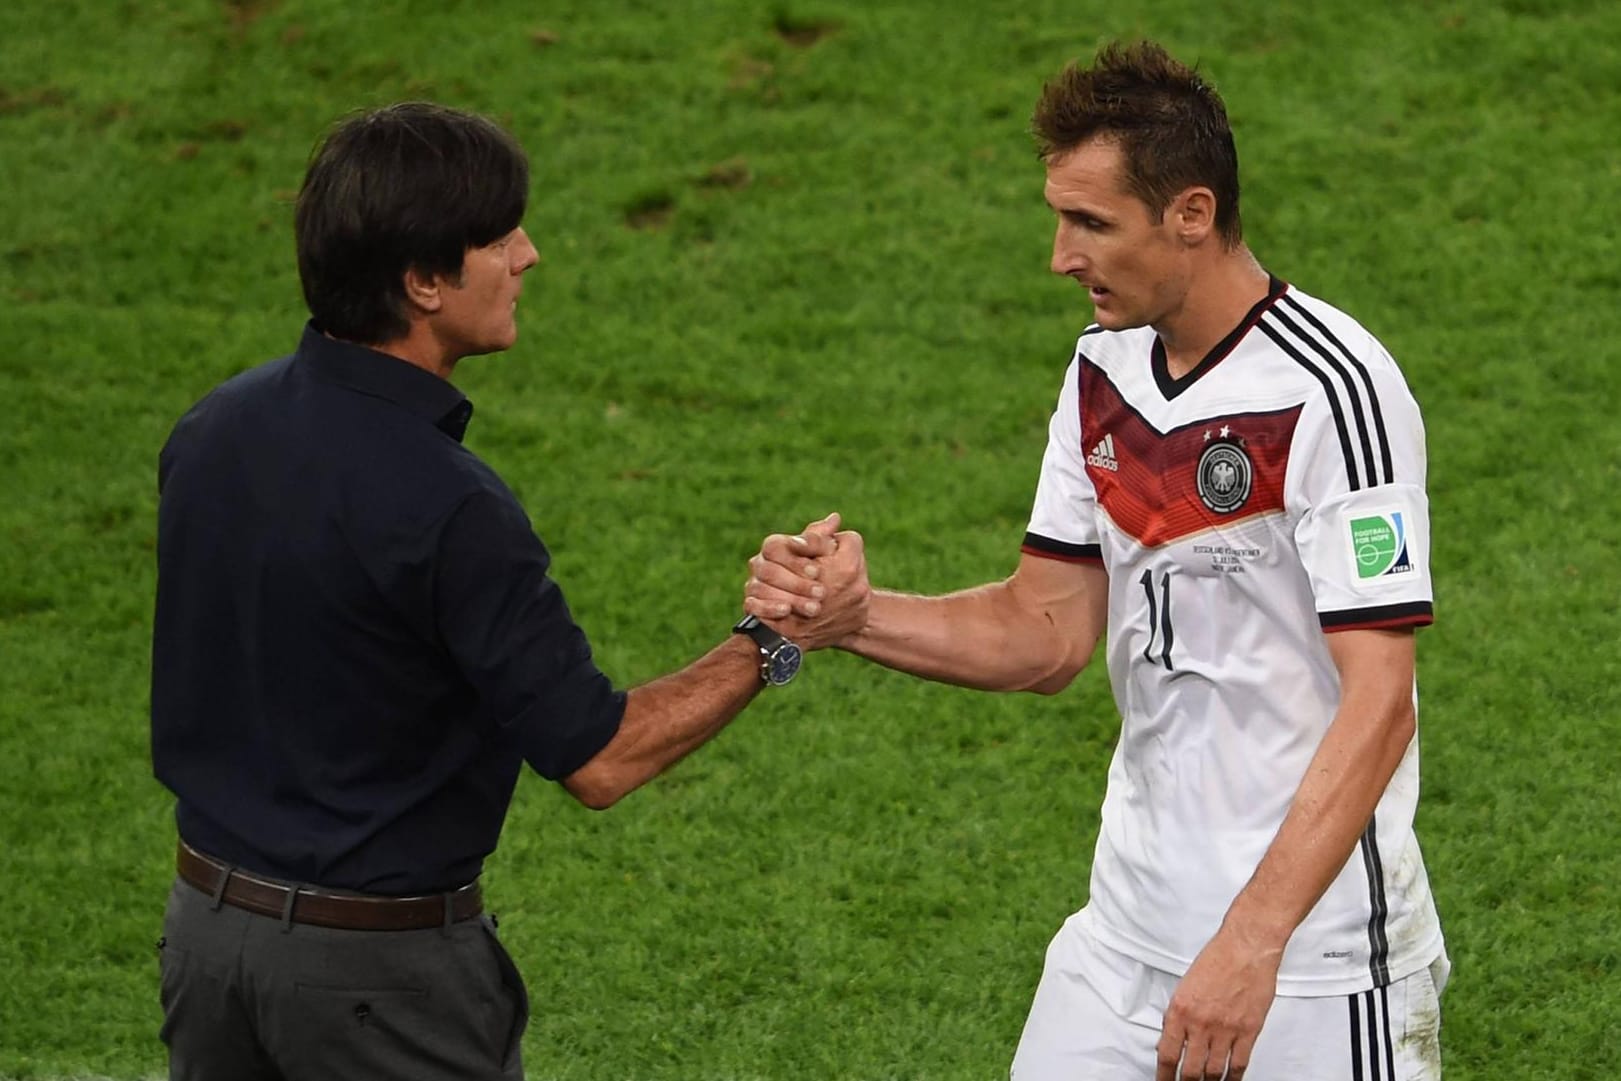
[513,227,540,272]
[1051,228,1085,276]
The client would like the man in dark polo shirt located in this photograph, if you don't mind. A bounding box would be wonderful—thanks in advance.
[150,102,864,1080]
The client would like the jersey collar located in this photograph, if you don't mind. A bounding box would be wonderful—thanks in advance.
[1151,275,1289,401]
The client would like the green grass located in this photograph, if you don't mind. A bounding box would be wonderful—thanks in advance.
[2,0,1618,1077]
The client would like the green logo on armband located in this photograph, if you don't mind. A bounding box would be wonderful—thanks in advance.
[1349,513,1413,578]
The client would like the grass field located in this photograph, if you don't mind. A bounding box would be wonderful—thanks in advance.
[2,0,1618,1078]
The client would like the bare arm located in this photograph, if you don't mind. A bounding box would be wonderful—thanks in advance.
[747,530,1107,695]
[1223,627,1418,946]
[1156,627,1420,1081]
[562,634,764,809]
[838,555,1107,694]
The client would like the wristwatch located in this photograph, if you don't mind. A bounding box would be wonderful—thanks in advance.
[733,614,803,686]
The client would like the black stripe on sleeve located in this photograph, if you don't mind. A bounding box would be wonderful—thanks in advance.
[1270,304,1382,489]
[1281,295,1395,484]
[1319,601,1434,630]
[1360,821,1392,987]
[1021,533,1102,563]
[1259,320,1361,491]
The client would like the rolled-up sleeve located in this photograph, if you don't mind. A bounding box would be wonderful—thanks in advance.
[434,489,625,779]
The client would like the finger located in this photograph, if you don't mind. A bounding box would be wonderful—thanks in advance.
[745,582,821,620]
[818,532,865,575]
[799,511,841,538]
[785,529,838,559]
[1155,1027,1184,1081]
[749,557,826,598]
[829,529,865,561]
[1179,1036,1211,1081]
[743,594,819,621]
[763,533,829,569]
[1225,1031,1257,1080]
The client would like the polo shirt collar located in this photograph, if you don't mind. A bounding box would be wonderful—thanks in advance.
[295,322,474,442]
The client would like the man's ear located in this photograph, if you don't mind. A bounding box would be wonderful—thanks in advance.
[1174,187,1217,245]
[402,264,445,314]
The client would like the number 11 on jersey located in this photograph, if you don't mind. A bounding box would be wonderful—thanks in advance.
[1139,569,1174,670]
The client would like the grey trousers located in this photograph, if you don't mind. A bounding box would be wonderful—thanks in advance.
[158,879,528,1081]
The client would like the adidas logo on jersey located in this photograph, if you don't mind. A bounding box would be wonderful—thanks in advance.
[1086,433,1120,472]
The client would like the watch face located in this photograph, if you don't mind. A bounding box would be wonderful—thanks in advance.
[766,642,803,685]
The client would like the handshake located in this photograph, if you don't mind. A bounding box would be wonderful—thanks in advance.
[743,512,871,654]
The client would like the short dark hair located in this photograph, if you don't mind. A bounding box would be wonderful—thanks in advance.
[1032,41,1242,247]
[295,102,530,344]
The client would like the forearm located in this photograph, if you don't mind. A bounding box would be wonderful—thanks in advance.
[563,635,762,808]
[1222,686,1416,951]
[747,534,1103,693]
[841,581,1085,694]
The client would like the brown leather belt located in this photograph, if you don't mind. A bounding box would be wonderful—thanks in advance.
[176,841,481,932]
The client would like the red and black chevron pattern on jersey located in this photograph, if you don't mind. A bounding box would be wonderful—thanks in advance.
[1079,361,1303,548]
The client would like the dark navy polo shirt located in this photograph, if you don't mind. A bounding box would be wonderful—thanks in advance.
[152,324,625,894]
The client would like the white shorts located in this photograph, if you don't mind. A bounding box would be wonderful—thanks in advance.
[1011,912,1449,1081]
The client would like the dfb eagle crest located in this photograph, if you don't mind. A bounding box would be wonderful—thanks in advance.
[1196,434,1253,514]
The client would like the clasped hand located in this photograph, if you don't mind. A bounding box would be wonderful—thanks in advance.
[743,512,870,650]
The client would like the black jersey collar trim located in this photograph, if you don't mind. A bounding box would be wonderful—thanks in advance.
[1151,275,1288,401]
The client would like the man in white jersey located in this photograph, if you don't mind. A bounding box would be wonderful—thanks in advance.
[747,40,1447,1081]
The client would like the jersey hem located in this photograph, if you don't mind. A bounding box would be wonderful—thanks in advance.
[1076,906,1446,997]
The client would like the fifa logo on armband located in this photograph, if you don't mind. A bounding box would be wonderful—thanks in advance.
[1349,512,1415,578]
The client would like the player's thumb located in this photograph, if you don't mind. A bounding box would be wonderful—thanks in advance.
[802,511,841,538]
[789,512,841,556]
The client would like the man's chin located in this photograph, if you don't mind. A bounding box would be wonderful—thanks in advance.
[465,330,520,359]
[1089,305,1145,333]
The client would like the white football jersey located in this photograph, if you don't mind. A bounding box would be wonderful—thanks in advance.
[1024,279,1444,995]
